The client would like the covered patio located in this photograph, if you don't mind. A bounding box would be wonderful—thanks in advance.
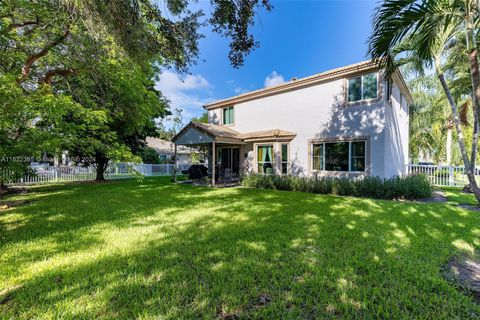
[171,122,296,186]
[171,122,244,186]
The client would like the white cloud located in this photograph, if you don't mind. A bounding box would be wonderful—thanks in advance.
[264,71,285,87]
[234,87,248,94]
[155,70,215,125]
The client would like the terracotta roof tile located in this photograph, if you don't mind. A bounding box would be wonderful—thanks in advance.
[241,129,296,141]
[172,122,296,144]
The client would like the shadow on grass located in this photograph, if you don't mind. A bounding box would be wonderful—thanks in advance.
[440,187,478,206]
[1,177,480,318]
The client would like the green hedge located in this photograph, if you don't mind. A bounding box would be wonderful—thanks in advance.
[241,174,432,200]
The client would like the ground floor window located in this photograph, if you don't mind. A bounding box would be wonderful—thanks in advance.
[257,145,274,174]
[312,144,324,171]
[312,140,366,172]
[281,144,289,174]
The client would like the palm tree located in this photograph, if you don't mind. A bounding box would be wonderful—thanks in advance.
[408,74,451,163]
[408,73,471,164]
[368,0,480,203]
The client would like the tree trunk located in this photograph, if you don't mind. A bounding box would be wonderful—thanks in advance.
[472,113,478,168]
[436,66,480,203]
[0,180,6,194]
[446,127,452,165]
[95,154,108,182]
[467,49,480,169]
[465,23,480,194]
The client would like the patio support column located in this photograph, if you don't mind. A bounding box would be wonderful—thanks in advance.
[173,143,177,182]
[212,141,216,186]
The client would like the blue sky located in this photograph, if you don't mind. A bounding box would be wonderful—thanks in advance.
[156,0,377,126]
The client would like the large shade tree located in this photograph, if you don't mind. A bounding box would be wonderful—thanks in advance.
[54,57,168,180]
[0,0,272,182]
[368,0,480,203]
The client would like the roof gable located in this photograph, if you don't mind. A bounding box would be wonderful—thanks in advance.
[173,125,215,145]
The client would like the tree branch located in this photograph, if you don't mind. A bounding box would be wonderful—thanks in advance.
[40,68,79,85]
[17,29,70,84]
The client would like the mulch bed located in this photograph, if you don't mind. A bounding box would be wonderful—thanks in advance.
[0,186,29,197]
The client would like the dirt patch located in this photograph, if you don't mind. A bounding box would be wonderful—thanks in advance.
[70,179,112,185]
[444,256,480,303]
[0,284,23,305]
[215,293,271,319]
[216,307,239,320]
[253,293,271,308]
[458,204,480,212]
[416,190,448,203]
[0,200,32,211]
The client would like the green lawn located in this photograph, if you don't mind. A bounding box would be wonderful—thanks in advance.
[1,178,480,319]
[442,187,479,206]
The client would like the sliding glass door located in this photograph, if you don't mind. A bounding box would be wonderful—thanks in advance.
[218,147,240,174]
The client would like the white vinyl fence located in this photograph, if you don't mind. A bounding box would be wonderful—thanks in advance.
[2,163,191,185]
[407,164,479,187]
[7,163,473,187]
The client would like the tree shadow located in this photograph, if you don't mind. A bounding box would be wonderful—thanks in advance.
[1,179,480,318]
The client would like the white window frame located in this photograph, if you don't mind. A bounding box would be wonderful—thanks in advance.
[311,140,366,173]
[281,143,290,175]
[312,144,324,171]
[347,72,378,103]
[255,143,275,174]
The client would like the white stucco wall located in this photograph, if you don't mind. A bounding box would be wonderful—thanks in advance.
[384,82,409,177]
[208,73,409,178]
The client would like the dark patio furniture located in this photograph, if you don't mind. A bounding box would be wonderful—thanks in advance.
[181,165,208,180]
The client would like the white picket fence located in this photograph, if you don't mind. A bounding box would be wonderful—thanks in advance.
[2,163,191,185]
[407,164,478,187]
[5,163,474,187]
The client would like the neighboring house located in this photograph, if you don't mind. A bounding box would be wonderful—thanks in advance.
[172,60,412,184]
[146,137,195,165]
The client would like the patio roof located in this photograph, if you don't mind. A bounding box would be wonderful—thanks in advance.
[172,122,296,145]
[241,129,297,142]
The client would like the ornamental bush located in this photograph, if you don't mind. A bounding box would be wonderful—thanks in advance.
[241,173,432,200]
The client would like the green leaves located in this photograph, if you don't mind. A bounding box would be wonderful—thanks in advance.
[1,0,271,181]
[368,0,465,78]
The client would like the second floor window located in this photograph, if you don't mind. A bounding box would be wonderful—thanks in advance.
[348,72,378,103]
[223,106,234,125]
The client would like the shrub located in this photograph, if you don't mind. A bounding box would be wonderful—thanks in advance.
[271,174,293,191]
[395,174,432,199]
[241,173,432,200]
[242,173,274,189]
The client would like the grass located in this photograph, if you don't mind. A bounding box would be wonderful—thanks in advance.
[0,177,479,319]
[441,187,479,206]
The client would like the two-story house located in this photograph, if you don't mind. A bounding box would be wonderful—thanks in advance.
[172,60,412,185]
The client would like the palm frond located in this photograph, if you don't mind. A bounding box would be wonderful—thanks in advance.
[368,0,464,77]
